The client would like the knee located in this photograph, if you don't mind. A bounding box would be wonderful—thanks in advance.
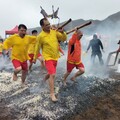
[50,74,55,78]
[80,68,85,74]
[16,67,22,71]
[66,71,71,75]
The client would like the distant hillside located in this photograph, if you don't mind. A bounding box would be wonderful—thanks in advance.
[28,11,120,37]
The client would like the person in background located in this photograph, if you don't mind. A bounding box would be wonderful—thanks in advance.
[33,18,67,102]
[28,30,44,71]
[62,29,85,86]
[3,24,36,85]
[0,39,3,57]
[86,34,104,65]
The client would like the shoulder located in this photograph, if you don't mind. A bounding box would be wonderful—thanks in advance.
[97,39,101,42]
[5,34,18,40]
[90,39,93,42]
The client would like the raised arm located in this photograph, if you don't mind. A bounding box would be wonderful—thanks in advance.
[69,33,77,45]
[56,28,67,42]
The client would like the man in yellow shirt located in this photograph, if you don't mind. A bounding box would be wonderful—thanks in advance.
[3,24,36,85]
[28,30,44,71]
[33,18,67,102]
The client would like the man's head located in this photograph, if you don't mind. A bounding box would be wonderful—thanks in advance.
[76,30,83,40]
[40,18,51,32]
[32,30,38,36]
[93,34,98,39]
[18,24,27,38]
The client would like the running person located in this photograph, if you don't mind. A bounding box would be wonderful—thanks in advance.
[33,18,67,102]
[28,30,44,71]
[3,24,36,85]
[62,29,85,86]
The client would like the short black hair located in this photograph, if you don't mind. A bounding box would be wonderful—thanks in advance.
[32,30,38,34]
[39,18,47,26]
[18,24,27,30]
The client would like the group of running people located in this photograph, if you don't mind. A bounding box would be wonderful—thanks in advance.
[2,18,104,102]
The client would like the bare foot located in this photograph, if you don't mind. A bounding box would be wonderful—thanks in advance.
[13,73,18,81]
[21,82,27,87]
[70,77,76,82]
[63,81,67,86]
[50,94,58,102]
[61,77,67,86]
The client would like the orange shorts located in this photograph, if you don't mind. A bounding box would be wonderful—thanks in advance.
[45,60,57,75]
[67,61,84,73]
[12,59,28,71]
[29,53,41,63]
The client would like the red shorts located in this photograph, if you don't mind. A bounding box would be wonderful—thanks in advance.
[12,59,28,71]
[67,61,84,73]
[29,53,41,63]
[45,60,57,75]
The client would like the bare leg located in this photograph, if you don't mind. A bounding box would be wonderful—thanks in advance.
[71,68,85,81]
[49,74,58,102]
[43,73,50,81]
[62,72,70,86]
[13,67,22,81]
[38,56,45,68]
[29,63,33,71]
[21,70,28,84]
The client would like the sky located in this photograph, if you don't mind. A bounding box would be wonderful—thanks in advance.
[0,0,120,38]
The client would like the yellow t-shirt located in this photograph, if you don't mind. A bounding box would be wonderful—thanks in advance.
[34,29,67,60]
[28,36,37,54]
[0,43,3,53]
[3,34,36,62]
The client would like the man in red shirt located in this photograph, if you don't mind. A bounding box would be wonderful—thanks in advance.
[62,29,85,86]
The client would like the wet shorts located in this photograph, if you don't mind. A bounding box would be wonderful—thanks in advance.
[45,60,57,75]
[12,59,28,71]
[0,52,2,56]
[29,53,41,63]
[67,61,84,73]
